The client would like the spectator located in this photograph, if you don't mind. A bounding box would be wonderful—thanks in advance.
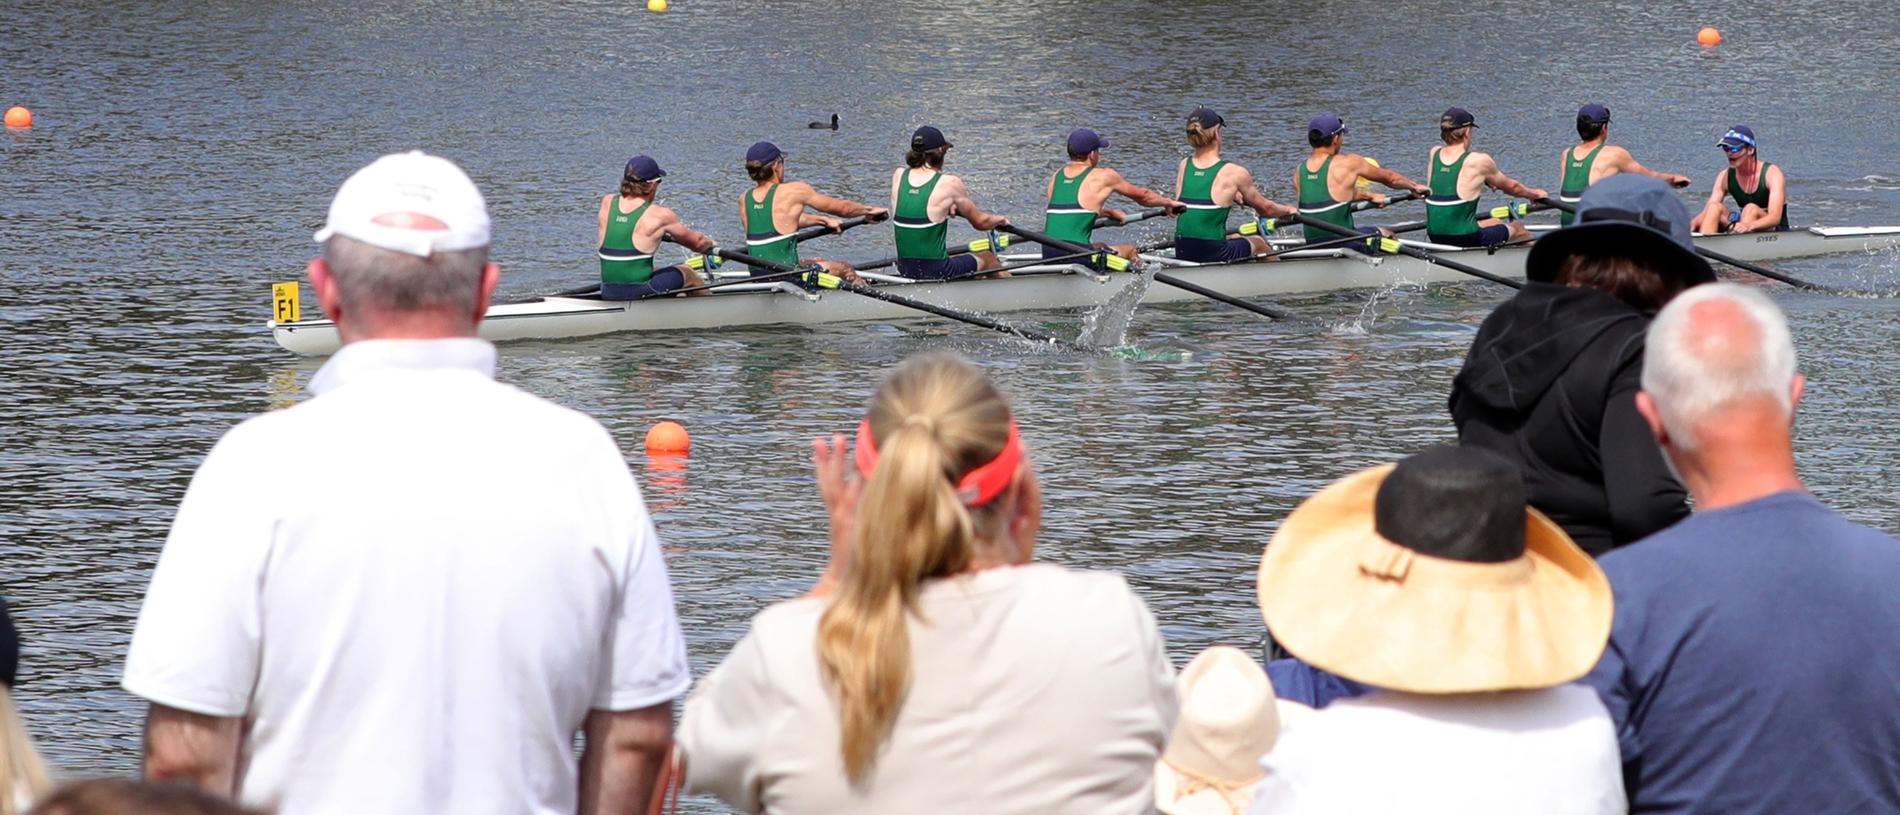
[1449,174,1714,555]
[1585,282,1900,813]
[29,780,260,815]
[1156,646,1302,815]
[122,151,690,814]
[2,596,51,815]
[1251,446,1625,814]
[679,352,1177,814]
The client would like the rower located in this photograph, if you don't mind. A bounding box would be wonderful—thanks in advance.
[1041,128,1183,267]
[740,141,889,282]
[889,125,1011,279]
[597,155,718,299]
[1424,107,1547,248]
[1294,113,1430,253]
[1691,125,1789,234]
[1173,108,1296,263]
[1555,103,1691,226]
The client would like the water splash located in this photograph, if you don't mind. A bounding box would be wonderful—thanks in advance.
[1077,265,1154,348]
[1330,280,1412,335]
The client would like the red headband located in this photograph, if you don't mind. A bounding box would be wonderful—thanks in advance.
[854,418,1023,507]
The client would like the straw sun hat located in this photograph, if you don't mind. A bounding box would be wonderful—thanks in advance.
[1257,446,1612,694]
[1153,646,1307,815]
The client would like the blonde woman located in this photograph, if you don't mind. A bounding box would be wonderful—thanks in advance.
[2,596,51,815]
[680,353,1177,813]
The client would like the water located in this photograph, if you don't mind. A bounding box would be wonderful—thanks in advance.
[4,0,1900,807]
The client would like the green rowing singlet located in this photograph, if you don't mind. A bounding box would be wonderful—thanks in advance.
[1558,143,1605,227]
[1426,149,1480,238]
[1043,166,1097,245]
[1726,163,1789,230]
[1297,155,1354,243]
[1176,159,1230,241]
[599,197,657,285]
[894,169,949,259]
[743,184,799,267]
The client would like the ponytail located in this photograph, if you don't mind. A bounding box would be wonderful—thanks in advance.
[1186,122,1217,149]
[815,353,1012,785]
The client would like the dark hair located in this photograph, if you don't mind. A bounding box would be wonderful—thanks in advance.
[1439,124,1470,145]
[1553,252,1689,313]
[1308,129,1340,149]
[619,175,656,199]
[745,158,780,182]
[904,145,948,169]
[1577,119,1605,141]
[1067,147,1093,161]
[30,779,264,815]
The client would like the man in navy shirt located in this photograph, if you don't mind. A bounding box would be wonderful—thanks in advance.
[1585,282,1900,813]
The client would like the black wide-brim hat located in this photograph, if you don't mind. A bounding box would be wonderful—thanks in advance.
[1527,174,1716,286]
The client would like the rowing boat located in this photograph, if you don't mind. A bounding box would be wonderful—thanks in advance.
[269,225,1900,355]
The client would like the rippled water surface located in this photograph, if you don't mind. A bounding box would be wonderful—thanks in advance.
[5,0,1900,806]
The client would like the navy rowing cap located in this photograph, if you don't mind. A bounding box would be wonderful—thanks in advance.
[1440,107,1478,128]
[746,141,784,164]
[1188,107,1224,128]
[624,155,666,182]
[1526,174,1715,285]
[1719,125,1758,148]
[1578,103,1612,125]
[1066,128,1108,155]
[911,126,952,151]
[1309,114,1347,140]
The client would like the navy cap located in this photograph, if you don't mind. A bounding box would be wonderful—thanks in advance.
[1308,113,1347,140]
[1,594,17,687]
[1719,124,1757,148]
[624,155,667,182]
[745,141,785,165]
[910,126,952,151]
[1440,107,1478,128]
[1066,128,1108,155]
[1188,107,1224,128]
[1578,103,1612,125]
[1527,174,1715,285]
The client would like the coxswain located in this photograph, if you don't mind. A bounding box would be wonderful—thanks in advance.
[1555,103,1691,226]
[597,155,718,299]
[1294,113,1430,252]
[889,126,1011,279]
[1173,108,1296,263]
[1691,125,1789,234]
[740,141,889,282]
[1424,107,1547,247]
[1040,128,1183,267]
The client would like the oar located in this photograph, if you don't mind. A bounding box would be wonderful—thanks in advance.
[1277,212,1522,289]
[999,224,1305,321]
[665,237,1076,347]
[789,214,875,244]
[854,208,1172,272]
[535,251,731,300]
[1536,198,1828,291]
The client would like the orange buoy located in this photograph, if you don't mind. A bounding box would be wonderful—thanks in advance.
[3,106,31,128]
[645,420,690,454]
[1697,27,1722,46]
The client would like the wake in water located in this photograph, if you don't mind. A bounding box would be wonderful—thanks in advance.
[1328,280,1417,335]
[1076,265,1155,348]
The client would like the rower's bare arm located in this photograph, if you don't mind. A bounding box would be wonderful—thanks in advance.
[578,703,674,815]
[1481,158,1547,201]
[1613,147,1690,188]
[1173,158,1187,199]
[143,703,242,795]
[1748,165,1788,231]
[805,189,887,221]
[1361,159,1429,197]
[1105,170,1178,210]
[1233,168,1294,218]
[597,195,612,244]
[657,210,717,252]
[946,176,1009,230]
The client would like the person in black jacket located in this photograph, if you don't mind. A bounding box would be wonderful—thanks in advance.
[1450,175,1716,555]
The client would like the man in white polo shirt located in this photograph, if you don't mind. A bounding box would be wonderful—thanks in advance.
[123,151,690,814]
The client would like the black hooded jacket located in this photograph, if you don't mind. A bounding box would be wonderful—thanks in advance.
[1449,283,1689,555]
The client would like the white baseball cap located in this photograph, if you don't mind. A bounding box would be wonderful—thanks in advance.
[313,150,491,257]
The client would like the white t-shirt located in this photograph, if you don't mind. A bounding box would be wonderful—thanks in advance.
[679,563,1177,814]
[123,339,690,815]
[1248,685,1626,815]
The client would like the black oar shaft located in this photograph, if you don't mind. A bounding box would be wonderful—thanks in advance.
[1535,198,1827,291]
[1284,212,1522,289]
[1000,224,1303,321]
[790,214,871,244]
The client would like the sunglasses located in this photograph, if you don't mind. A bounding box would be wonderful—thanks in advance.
[1721,144,1748,154]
